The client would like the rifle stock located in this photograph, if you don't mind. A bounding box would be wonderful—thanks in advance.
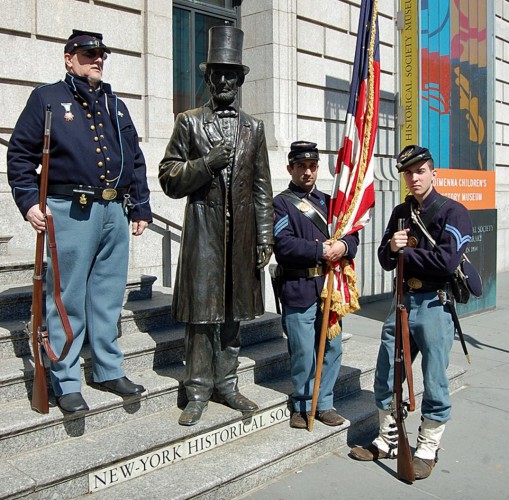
[30,105,52,414]
[392,218,415,483]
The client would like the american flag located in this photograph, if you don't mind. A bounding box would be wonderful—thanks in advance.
[323,0,380,337]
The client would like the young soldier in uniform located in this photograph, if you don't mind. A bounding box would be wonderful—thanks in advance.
[273,141,359,429]
[7,30,152,413]
[349,145,473,479]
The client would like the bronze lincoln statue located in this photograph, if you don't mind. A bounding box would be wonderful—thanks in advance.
[159,26,274,426]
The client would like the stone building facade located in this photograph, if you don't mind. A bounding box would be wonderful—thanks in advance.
[0,0,507,304]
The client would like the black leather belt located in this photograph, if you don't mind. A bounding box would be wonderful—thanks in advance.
[47,184,128,201]
[404,277,449,293]
[282,265,325,279]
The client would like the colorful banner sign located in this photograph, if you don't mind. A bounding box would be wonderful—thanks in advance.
[399,0,495,313]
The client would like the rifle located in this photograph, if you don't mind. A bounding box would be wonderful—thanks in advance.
[29,105,74,414]
[391,218,415,483]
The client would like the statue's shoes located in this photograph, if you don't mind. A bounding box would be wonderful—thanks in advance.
[179,401,208,426]
[218,392,258,413]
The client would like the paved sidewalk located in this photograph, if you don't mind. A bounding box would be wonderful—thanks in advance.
[243,272,509,500]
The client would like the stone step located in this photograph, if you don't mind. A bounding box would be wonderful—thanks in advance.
[0,247,38,285]
[0,347,467,500]
[0,289,284,360]
[0,313,286,405]
[0,275,159,323]
[0,333,359,457]
[0,335,360,457]
[0,339,285,456]
[0,287,178,360]
[83,365,467,500]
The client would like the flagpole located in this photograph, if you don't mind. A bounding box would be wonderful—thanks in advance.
[308,0,379,432]
[308,265,335,432]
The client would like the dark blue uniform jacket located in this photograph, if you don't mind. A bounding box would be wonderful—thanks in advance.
[7,73,151,222]
[378,188,472,281]
[273,182,359,308]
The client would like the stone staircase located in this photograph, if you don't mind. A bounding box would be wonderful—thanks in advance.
[0,248,467,499]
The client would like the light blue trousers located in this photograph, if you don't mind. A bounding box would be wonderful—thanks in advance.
[374,290,455,422]
[46,198,129,395]
[282,301,343,412]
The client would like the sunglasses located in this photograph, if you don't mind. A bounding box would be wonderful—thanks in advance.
[77,49,108,60]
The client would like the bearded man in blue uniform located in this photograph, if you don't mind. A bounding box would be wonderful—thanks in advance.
[350,145,473,479]
[273,141,359,429]
[7,30,152,413]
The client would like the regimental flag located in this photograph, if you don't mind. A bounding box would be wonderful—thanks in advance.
[322,0,380,338]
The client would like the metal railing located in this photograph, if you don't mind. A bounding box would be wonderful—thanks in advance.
[148,213,182,287]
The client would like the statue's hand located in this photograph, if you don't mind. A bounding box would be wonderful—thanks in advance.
[256,244,273,269]
[205,143,233,172]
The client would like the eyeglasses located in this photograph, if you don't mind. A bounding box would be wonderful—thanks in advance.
[77,49,108,60]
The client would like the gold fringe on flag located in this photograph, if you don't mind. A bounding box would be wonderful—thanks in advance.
[321,258,361,339]
[322,0,379,338]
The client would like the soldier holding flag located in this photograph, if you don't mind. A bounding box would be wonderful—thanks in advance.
[273,141,359,429]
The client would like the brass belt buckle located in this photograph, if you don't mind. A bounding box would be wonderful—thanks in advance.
[407,277,423,290]
[308,266,320,278]
[102,188,117,201]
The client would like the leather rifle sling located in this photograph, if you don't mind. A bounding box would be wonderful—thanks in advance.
[400,308,415,411]
[41,214,74,362]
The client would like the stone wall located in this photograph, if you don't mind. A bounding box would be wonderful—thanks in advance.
[0,0,174,285]
[0,0,507,305]
[495,1,509,271]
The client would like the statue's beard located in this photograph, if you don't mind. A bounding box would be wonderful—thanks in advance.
[213,89,236,106]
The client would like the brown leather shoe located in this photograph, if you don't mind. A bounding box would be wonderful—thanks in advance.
[289,411,307,429]
[349,443,394,461]
[413,456,437,479]
[315,409,345,426]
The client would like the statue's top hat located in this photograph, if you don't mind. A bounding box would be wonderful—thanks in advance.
[199,26,250,75]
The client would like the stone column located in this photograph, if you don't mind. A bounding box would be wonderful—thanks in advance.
[242,0,297,178]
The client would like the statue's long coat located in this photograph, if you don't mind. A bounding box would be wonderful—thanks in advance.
[159,102,274,324]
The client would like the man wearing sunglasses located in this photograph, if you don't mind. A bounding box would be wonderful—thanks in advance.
[7,30,152,414]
